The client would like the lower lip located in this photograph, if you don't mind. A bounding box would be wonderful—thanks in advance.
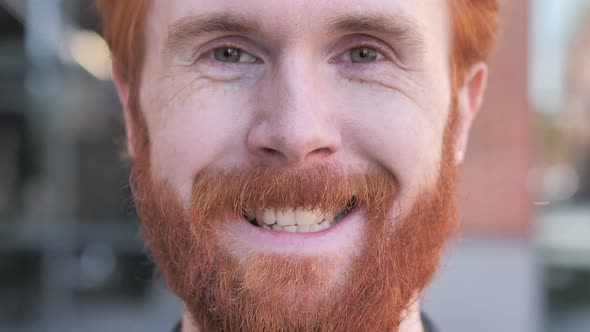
[227,206,365,255]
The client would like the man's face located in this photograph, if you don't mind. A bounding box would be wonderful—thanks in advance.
[141,0,452,200]
[126,0,467,330]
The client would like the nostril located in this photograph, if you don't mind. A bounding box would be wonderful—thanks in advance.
[261,147,283,157]
[308,147,332,159]
[259,146,333,162]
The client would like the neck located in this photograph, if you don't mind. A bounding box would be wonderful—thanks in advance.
[180,300,425,332]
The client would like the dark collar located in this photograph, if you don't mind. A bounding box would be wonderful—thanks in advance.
[171,312,438,332]
[421,312,439,332]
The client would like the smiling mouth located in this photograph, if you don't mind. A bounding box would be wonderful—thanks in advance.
[242,197,358,233]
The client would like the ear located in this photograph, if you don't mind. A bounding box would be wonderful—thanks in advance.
[454,62,489,165]
[112,62,136,158]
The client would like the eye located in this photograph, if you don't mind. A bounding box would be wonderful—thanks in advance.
[211,47,257,63]
[348,47,383,63]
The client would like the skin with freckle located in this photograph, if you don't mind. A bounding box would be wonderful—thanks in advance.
[97,0,498,331]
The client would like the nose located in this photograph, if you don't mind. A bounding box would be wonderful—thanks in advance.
[247,56,342,166]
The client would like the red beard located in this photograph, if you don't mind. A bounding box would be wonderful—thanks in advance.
[130,114,458,331]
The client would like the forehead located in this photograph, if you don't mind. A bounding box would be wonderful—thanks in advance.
[147,0,450,50]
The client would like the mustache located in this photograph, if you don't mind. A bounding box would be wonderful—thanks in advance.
[187,162,399,222]
[129,154,456,332]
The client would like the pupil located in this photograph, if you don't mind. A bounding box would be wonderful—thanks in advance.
[225,48,236,58]
[214,47,241,63]
[351,47,377,63]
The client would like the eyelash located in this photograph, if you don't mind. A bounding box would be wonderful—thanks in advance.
[334,43,389,64]
[196,39,393,67]
[332,35,399,66]
[195,41,262,67]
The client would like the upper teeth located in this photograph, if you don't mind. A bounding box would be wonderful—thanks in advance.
[252,208,335,231]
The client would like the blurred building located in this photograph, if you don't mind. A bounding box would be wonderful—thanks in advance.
[562,8,590,201]
[0,1,180,331]
[424,2,538,332]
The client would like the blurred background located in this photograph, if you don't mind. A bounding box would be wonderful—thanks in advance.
[0,0,588,331]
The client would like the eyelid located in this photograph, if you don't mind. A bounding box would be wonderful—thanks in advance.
[193,37,264,65]
[206,47,258,63]
[335,45,386,63]
[329,35,400,64]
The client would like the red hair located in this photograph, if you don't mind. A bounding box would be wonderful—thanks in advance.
[97,0,498,87]
[450,0,499,91]
[96,0,150,86]
[96,0,498,152]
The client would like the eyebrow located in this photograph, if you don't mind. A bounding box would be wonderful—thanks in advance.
[326,12,425,48]
[167,12,260,51]
[166,11,425,53]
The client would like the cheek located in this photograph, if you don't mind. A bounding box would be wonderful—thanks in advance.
[142,82,252,201]
[337,85,443,198]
